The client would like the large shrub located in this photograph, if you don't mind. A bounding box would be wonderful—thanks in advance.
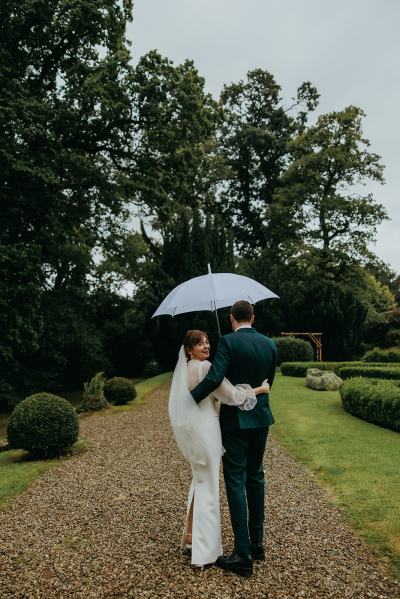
[82,372,108,411]
[7,393,79,456]
[280,361,390,377]
[340,378,400,431]
[339,366,400,381]
[363,347,400,363]
[273,337,313,365]
[103,377,136,405]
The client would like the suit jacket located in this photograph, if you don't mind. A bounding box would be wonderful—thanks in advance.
[191,327,277,430]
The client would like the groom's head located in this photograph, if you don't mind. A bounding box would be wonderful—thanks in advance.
[230,300,254,331]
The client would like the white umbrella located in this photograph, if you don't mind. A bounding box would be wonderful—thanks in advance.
[152,264,279,334]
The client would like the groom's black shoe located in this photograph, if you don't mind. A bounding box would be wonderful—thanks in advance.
[251,543,265,561]
[216,551,253,577]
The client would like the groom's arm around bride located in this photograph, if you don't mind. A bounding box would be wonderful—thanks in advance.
[190,301,277,431]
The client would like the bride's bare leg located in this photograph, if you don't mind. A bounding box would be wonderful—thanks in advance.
[186,493,194,545]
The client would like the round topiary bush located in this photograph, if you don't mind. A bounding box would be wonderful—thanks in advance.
[7,393,79,457]
[272,336,314,365]
[103,377,136,405]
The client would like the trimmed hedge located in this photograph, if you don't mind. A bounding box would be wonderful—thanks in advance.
[272,337,313,365]
[7,393,79,456]
[340,377,400,431]
[363,347,400,363]
[103,377,136,405]
[339,366,400,381]
[280,361,392,377]
[281,362,333,377]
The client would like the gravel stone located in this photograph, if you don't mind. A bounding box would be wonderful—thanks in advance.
[0,383,399,598]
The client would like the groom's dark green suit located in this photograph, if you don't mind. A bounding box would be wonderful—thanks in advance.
[191,327,277,556]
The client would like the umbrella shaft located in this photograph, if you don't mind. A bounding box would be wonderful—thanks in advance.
[213,303,221,337]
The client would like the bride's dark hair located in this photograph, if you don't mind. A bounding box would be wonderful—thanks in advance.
[183,330,209,360]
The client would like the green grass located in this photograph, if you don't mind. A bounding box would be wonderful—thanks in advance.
[0,439,87,510]
[0,374,171,510]
[270,373,400,579]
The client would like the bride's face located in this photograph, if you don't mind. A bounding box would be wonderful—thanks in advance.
[190,335,210,361]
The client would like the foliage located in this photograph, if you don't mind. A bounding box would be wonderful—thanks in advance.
[103,377,136,405]
[363,348,400,363]
[0,245,44,407]
[340,378,400,432]
[272,336,313,365]
[339,366,400,381]
[143,360,161,378]
[0,0,136,399]
[341,268,396,349]
[277,106,386,273]
[128,50,219,232]
[7,393,79,456]
[280,361,388,377]
[217,70,319,255]
[281,362,335,377]
[82,372,108,411]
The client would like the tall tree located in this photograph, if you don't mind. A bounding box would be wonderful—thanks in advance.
[217,69,319,254]
[128,51,220,234]
[0,0,135,398]
[277,106,387,274]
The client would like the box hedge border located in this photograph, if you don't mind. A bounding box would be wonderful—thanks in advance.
[339,366,400,381]
[280,361,391,377]
[339,377,400,432]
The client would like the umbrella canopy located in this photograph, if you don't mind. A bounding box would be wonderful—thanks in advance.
[152,268,279,318]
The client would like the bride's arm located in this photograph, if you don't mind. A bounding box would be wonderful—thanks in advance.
[200,361,269,411]
[187,360,203,391]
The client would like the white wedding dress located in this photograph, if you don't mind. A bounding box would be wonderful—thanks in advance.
[169,351,256,567]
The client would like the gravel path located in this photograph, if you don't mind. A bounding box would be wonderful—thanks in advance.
[0,383,399,599]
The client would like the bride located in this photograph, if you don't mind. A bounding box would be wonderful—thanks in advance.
[169,329,269,568]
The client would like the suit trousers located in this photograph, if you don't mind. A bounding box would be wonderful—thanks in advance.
[221,426,269,555]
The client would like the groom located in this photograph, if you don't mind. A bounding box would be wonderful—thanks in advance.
[190,300,277,577]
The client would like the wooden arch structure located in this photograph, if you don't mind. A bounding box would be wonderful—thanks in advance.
[281,332,323,362]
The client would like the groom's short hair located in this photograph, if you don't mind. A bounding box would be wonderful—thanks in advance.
[231,300,254,323]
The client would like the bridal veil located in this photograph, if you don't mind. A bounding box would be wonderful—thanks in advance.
[168,346,208,466]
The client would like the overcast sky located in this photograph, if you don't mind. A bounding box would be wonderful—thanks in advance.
[128,0,400,274]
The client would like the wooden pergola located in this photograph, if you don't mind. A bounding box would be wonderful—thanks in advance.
[281,332,323,362]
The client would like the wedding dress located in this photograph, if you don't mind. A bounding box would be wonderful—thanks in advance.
[169,347,256,567]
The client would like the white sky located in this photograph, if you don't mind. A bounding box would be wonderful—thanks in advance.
[128,0,400,273]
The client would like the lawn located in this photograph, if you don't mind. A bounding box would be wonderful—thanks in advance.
[270,372,400,578]
[0,373,171,509]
